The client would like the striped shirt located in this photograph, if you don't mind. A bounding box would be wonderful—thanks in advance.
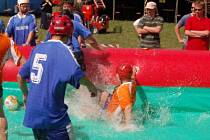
[137,15,164,48]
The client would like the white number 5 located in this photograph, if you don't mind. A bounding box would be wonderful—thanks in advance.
[30,53,47,84]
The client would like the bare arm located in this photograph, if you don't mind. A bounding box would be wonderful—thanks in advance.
[175,24,184,43]
[17,74,28,106]
[134,26,149,35]
[185,30,209,38]
[143,25,162,34]
[23,31,35,46]
[80,76,98,97]
[85,35,103,50]
[124,105,132,124]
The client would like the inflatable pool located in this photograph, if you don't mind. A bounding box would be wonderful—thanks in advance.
[2,47,210,140]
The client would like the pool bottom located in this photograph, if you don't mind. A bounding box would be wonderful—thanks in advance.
[3,82,210,140]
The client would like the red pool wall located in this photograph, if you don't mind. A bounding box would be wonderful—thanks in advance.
[3,47,210,87]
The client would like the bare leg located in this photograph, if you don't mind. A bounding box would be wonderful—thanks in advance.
[98,91,111,109]
[0,98,7,140]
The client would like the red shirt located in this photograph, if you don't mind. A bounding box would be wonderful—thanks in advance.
[185,16,210,50]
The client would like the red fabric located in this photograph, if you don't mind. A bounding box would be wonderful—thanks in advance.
[3,47,210,88]
[185,16,210,50]
[82,5,93,21]
[52,0,62,5]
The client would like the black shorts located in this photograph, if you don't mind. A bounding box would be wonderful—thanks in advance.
[0,85,2,98]
[73,51,86,71]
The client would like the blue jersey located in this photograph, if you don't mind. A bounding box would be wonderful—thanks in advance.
[19,40,84,129]
[73,13,83,23]
[45,20,91,52]
[6,13,37,46]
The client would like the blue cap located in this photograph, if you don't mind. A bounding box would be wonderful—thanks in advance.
[0,19,5,33]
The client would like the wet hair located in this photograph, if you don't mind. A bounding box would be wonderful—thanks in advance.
[62,9,74,20]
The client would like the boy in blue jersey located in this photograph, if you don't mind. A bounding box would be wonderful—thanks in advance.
[46,10,103,71]
[17,14,98,140]
[6,0,37,46]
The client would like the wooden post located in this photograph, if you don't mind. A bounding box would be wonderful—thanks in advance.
[113,0,115,20]
[204,0,207,17]
[144,0,147,15]
[175,0,179,23]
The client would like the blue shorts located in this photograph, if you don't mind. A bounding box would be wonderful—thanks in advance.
[32,124,72,140]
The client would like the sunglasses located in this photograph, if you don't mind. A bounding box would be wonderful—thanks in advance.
[194,8,202,11]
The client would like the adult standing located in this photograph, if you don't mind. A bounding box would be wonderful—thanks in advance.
[0,19,26,140]
[6,0,37,46]
[62,0,84,23]
[175,1,195,48]
[40,0,53,30]
[133,1,164,48]
[17,15,98,140]
[185,0,210,50]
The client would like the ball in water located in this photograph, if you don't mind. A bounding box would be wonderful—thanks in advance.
[4,95,19,111]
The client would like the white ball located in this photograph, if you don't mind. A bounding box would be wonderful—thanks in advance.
[4,95,19,111]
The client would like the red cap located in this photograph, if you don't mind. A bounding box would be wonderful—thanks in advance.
[116,64,133,80]
[49,14,73,36]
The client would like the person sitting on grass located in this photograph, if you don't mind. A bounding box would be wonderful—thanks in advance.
[98,64,137,126]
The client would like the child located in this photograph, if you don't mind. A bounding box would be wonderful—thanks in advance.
[99,64,137,125]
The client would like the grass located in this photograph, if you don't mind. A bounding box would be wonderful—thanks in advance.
[0,16,182,49]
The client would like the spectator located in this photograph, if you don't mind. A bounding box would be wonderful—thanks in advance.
[40,0,53,30]
[133,1,164,48]
[0,19,26,140]
[62,0,84,23]
[175,1,195,48]
[17,15,98,140]
[185,0,210,50]
[6,0,37,46]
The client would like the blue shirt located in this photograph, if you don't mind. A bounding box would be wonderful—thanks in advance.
[45,20,91,52]
[73,13,83,23]
[177,13,192,27]
[6,13,37,46]
[19,40,85,129]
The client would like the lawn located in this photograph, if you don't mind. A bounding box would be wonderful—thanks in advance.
[0,16,182,49]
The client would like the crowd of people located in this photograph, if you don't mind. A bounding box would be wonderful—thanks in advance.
[0,0,210,139]
[134,0,210,50]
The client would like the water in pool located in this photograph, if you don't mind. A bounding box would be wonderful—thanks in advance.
[3,82,210,140]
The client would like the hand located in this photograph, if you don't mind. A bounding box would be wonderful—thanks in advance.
[22,43,29,46]
[23,94,27,108]
[178,39,184,44]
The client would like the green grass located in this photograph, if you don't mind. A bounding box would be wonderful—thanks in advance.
[0,16,181,48]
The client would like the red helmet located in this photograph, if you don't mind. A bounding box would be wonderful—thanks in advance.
[49,14,73,36]
[116,64,133,80]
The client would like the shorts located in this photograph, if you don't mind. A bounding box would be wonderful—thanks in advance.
[0,85,2,98]
[73,51,86,71]
[32,123,72,140]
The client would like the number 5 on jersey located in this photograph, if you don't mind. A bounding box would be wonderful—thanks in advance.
[31,53,47,84]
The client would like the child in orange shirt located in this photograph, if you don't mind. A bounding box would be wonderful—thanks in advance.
[99,64,137,125]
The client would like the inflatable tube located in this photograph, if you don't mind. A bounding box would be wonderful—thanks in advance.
[3,47,210,87]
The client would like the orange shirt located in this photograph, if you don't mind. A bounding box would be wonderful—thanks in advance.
[0,34,21,83]
[107,81,136,115]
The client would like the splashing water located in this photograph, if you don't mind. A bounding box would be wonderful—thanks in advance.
[65,85,145,132]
